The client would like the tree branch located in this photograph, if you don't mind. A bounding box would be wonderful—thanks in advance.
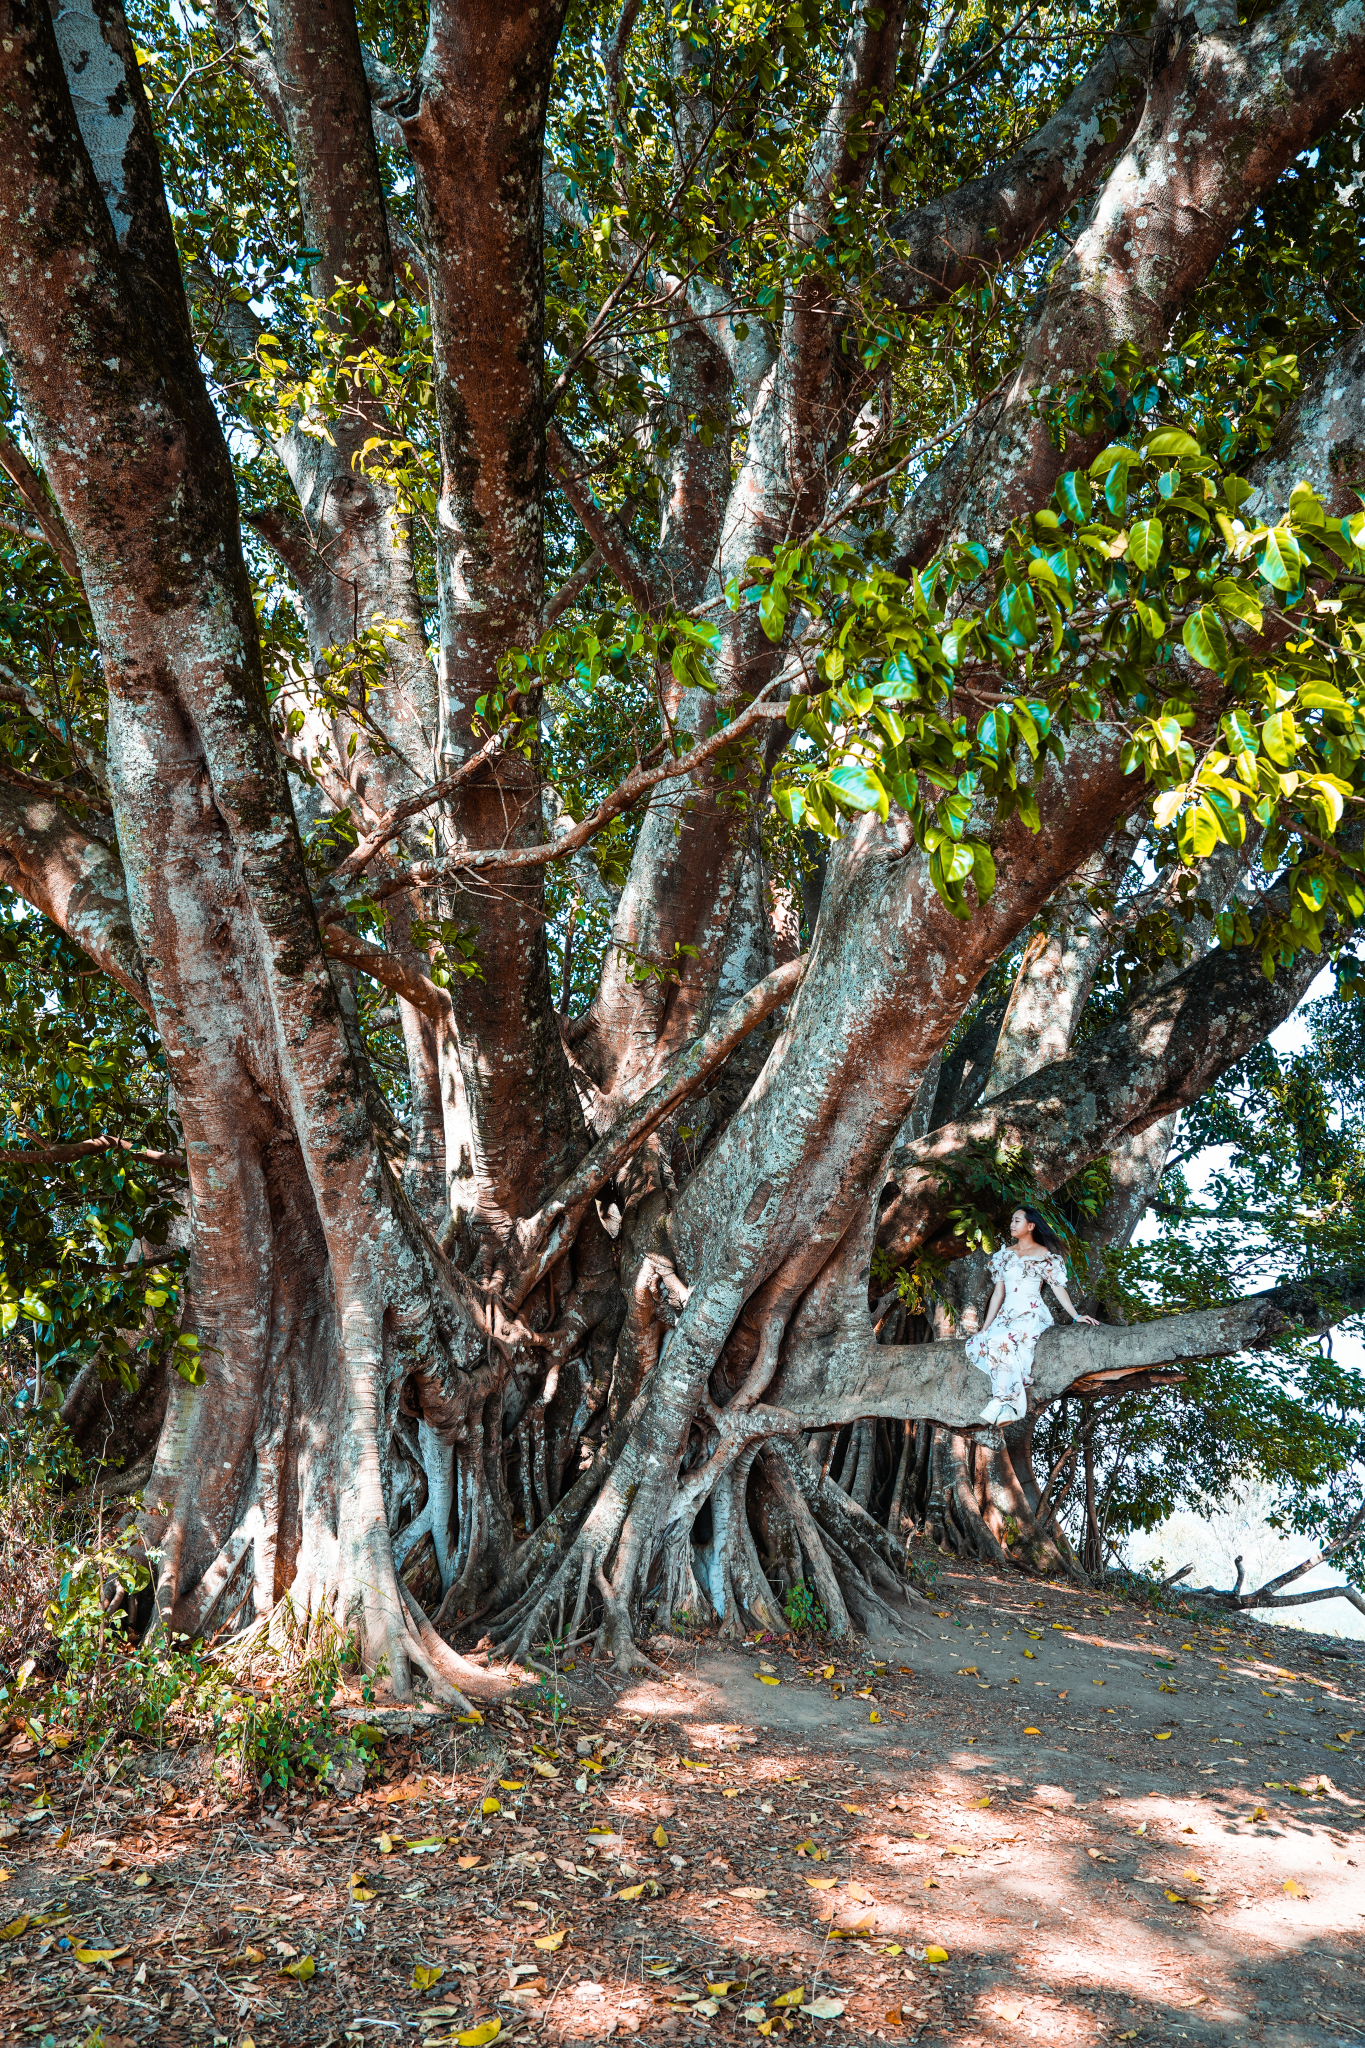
[369,691,789,898]
[880,24,1152,317]
[878,880,1328,1269]
[0,1136,184,1170]
[0,782,149,1012]
[499,951,806,1307]
[320,921,449,1022]
[783,1270,1365,1433]
[546,424,664,616]
[0,423,82,582]
[893,0,1365,569]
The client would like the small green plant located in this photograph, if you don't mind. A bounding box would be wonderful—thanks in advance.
[218,1612,378,1796]
[782,1580,828,1633]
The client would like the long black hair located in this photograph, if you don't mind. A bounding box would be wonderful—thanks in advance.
[1014,1205,1067,1258]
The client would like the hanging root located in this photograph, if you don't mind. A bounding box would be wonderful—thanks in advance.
[766,1440,930,1638]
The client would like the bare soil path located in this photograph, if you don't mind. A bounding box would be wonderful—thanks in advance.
[0,1555,1361,2047]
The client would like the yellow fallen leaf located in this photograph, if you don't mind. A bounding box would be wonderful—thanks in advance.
[350,1886,376,1903]
[499,1780,524,1791]
[482,1797,501,1816]
[823,1666,834,1678]
[1283,1878,1309,1898]
[840,1803,864,1814]
[377,1832,397,1855]
[532,1761,558,1780]
[707,1981,734,1996]
[281,1956,316,1981]
[75,1943,129,1965]
[457,2024,501,2047]
[131,1871,151,1888]
[653,1824,668,1848]
[1250,1807,1266,1821]
[722,1788,739,1798]
[972,1797,991,1808]
[243,1947,265,1963]
[806,1876,839,1890]
[758,1675,780,1686]
[772,1986,804,2008]
[1023,1651,1035,1660]
[924,1946,949,1964]
[617,1884,645,1901]
[534,1929,565,1952]
[414,1963,446,1990]
[0,1915,29,1940]
[885,2007,903,2025]
[1023,1727,1040,1735]
[869,1710,881,1724]
[408,1837,445,1853]
[681,1759,711,1770]
[1155,1731,1172,1741]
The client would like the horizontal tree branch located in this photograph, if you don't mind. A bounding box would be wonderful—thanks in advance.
[0,1136,184,1170]
[780,1270,1365,1434]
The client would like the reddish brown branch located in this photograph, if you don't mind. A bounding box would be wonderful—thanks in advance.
[371,691,788,900]
[0,1136,183,1169]
[320,921,449,1020]
[0,423,81,582]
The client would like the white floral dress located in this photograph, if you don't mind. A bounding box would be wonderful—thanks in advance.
[965,1246,1068,1409]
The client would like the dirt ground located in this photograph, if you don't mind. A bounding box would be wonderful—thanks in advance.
[0,1552,1362,2048]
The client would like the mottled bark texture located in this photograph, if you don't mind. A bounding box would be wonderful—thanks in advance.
[3,0,1364,1673]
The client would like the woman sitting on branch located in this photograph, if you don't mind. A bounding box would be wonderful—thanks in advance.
[968,1208,1099,1425]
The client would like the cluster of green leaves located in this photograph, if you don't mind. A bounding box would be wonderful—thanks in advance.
[749,357,1365,953]
[781,1578,829,1633]
[0,910,195,1486]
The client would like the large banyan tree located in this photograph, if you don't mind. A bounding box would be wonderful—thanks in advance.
[4,0,1365,1690]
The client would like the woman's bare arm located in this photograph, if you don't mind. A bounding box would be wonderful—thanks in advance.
[1053,1279,1098,1326]
[978,1278,1005,1332]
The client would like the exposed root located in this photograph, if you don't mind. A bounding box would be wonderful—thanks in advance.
[398,1583,472,1708]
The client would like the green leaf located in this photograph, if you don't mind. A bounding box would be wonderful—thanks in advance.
[1142,428,1202,464]
[1260,710,1298,767]
[827,762,888,817]
[1212,579,1263,633]
[1054,471,1091,523]
[1127,517,1164,571]
[1182,605,1230,671]
[1256,527,1302,591]
[970,842,996,901]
